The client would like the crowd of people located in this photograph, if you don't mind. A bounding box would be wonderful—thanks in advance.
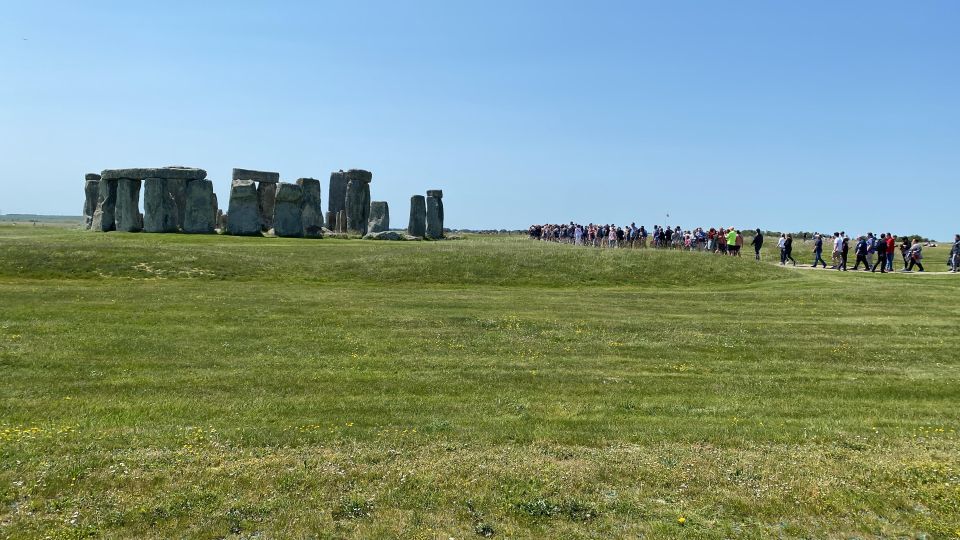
[527,223,960,273]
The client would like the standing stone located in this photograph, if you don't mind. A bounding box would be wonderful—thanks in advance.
[407,195,426,237]
[211,193,219,225]
[217,210,227,231]
[328,170,348,216]
[368,201,389,233]
[325,211,336,231]
[184,179,216,234]
[344,169,372,235]
[143,178,178,233]
[257,182,277,231]
[336,210,346,233]
[115,178,142,232]
[426,190,444,239]
[91,178,118,232]
[297,178,323,237]
[83,174,101,229]
[165,178,188,230]
[227,180,261,236]
[273,183,304,238]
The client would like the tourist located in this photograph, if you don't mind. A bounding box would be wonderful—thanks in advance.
[784,234,797,265]
[608,225,617,248]
[811,233,827,268]
[865,233,876,269]
[852,236,870,270]
[899,236,911,270]
[831,232,842,268]
[751,228,763,260]
[906,238,924,272]
[885,232,896,271]
[838,234,849,271]
[871,233,888,273]
[950,234,960,273]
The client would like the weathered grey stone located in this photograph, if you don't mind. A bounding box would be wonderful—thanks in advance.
[426,189,443,198]
[184,179,216,234]
[143,178,179,233]
[426,191,444,239]
[211,193,219,225]
[273,183,304,238]
[344,170,372,235]
[83,178,100,229]
[85,173,101,181]
[91,178,118,232]
[362,230,403,241]
[257,182,277,231]
[227,180,261,236]
[325,211,336,232]
[101,167,206,181]
[407,195,426,237]
[216,210,227,231]
[115,178,142,232]
[297,178,323,237]
[368,201,389,233]
[232,168,279,183]
[328,170,348,215]
[165,178,188,229]
[336,209,346,233]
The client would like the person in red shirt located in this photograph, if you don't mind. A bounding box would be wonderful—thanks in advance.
[885,232,896,271]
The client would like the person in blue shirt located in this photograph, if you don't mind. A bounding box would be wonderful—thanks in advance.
[811,234,827,268]
[852,236,870,270]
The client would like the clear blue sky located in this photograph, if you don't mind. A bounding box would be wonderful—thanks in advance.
[2,1,958,238]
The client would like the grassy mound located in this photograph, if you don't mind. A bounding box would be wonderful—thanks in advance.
[1,226,958,538]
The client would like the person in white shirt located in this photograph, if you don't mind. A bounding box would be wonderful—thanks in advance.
[831,232,843,268]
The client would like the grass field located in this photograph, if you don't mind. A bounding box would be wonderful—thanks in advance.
[1,226,958,539]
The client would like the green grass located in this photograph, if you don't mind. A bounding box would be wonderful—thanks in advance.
[1,227,958,539]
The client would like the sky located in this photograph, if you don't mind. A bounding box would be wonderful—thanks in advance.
[1,1,958,238]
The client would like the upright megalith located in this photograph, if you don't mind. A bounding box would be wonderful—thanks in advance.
[344,169,372,235]
[83,174,101,229]
[368,201,389,233]
[407,195,426,237]
[143,178,178,233]
[91,178,118,232]
[115,178,142,232]
[227,180,261,236]
[297,178,323,237]
[184,179,216,234]
[325,211,336,231]
[328,170,348,216]
[166,179,188,229]
[273,183,304,238]
[426,190,444,239]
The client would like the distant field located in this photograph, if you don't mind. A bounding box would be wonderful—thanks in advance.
[1,227,958,538]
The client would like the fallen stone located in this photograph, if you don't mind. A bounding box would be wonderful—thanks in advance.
[232,168,279,183]
[297,178,323,237]
[143,178,179,233]
[257,182,277,231]
[226,180,261,235]
[362,230,403,240]
[273,182,304,238]
[426,191,444,239]
[115,178,142,232]
[407,195,426,237]
[83,178,100,229]
[101,167,206,181]
[368,201,389,233]
[91,178,118,232]
[184,179,216,234]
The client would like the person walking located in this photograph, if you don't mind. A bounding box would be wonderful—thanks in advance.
[784,234,797,266]
[950,234,960,273]
[726,228,738,256]
[778,234,787,265]
[906,238,925,272]
[885,232,896,271]
[865,233,876,269]
[830,232,841,268]
[751,228,763,260]
[811,234,827,268]
[838,234,849,271]
[852,236,870,270]
[871,233,888,273]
